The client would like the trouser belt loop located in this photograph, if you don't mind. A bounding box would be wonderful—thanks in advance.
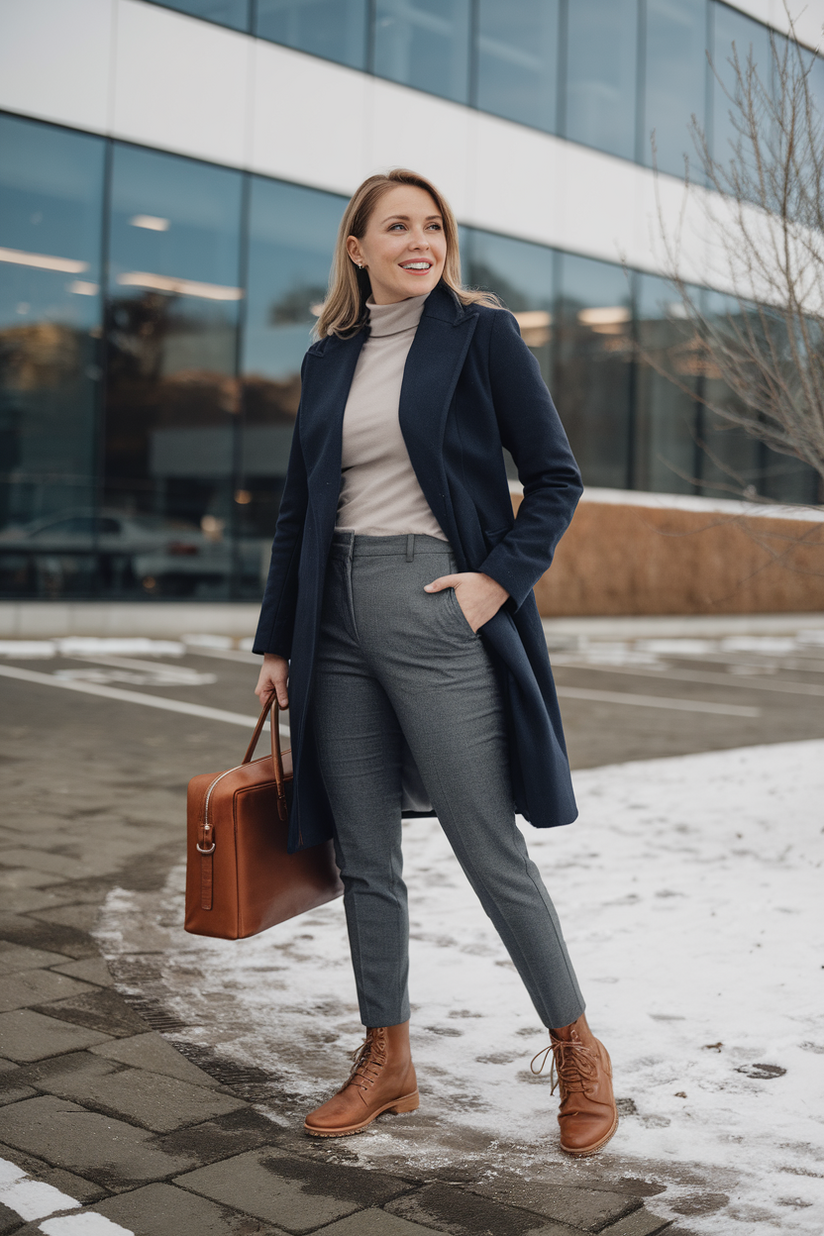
[406,534,415,562]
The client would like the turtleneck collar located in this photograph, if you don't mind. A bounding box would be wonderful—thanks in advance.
[366,290,430,337]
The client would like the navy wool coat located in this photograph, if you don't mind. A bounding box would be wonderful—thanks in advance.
[253,282,583,853]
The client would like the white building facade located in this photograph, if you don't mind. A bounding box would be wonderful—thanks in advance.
[0,0,822,601]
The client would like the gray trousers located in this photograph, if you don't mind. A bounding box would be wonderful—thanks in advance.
[311,532,585,1030]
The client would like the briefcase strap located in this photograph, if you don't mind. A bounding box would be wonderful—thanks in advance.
[242,698,288,822]
[196,700,288,912]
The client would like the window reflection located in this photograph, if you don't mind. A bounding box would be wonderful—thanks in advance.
[475,0,559,132]
[146,0,251,32]
[710,2,772,171]
[256,0,367,68]
[0,115,104,597]
[241,177,345,542]
[566,0,640,160]
[374,0,471,103]
[643,0,707,176]
[105,144,244,598]
[556,253,634,488]
[464,227,555,479]
[635,274,701,493]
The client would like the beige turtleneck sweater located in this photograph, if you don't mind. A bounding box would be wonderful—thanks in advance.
[335,291,448,540]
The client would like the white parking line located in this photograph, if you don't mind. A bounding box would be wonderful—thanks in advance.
[556,685,760,717]
[0,1158,133,1234]
[0,663,289,735]
[555,661,824,697]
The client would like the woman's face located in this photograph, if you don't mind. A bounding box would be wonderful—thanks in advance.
[347,184,447,305]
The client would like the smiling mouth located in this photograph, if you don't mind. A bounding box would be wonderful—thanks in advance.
[400,261,433,271]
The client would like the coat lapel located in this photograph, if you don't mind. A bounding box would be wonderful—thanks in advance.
[399,285,479,543]
[299,329,366,524]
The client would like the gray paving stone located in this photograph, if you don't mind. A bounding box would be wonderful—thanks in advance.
[601,1208,672,1235]
[0,1138,108,1205]
[0,849,89,880]
[0,913,98,959]
[469,1179,641,1231]
[89,1032,220,1088]
[31,1064,247,1133]
[21,1048,122,1091]
[0,1063,37,1105]
[386,1183,583,1236]
[32,986,147,1038]
[0,886,64,913]
[157,1108,283,1166]
[0,1010,110,1062]
[316,1210,442,1235]
[0,943,70,973]
[0,1095,196,1190]
[0,1200,22,1234]
[93,1181,288,1235]
[32,903,102,932]
[50,957,113,987]
[175,1145,409,1233]
[0,968,95,1013]
[0,867,67,889]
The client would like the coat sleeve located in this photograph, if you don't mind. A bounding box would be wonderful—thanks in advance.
[477,308,583,611]
[252,390,309,659]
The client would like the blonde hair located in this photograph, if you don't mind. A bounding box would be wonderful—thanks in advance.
[315,169,500,339]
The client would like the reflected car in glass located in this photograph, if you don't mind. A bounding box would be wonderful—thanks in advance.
[0,509,265,598]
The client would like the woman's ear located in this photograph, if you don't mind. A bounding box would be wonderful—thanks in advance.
[346,236,364,268]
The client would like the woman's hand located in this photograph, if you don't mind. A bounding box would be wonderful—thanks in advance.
[255,653,289,710]
[424,571,510,632]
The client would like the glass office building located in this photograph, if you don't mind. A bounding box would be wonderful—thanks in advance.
[1,0,820,600]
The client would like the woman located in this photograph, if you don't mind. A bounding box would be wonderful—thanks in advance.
[253,169,617,1155]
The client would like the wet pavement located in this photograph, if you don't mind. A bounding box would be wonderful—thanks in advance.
[1,627,823,1234]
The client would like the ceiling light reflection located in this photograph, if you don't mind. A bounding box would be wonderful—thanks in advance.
[577,306,631,326]
[0,246,89,274]
[129,215,171,231]
[116,272,243,301]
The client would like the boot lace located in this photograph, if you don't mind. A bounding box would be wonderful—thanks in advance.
[530,1036,597,1097]
[340,1028,387,1096]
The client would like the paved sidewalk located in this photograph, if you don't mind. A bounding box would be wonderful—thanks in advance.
[0,640,768,1235]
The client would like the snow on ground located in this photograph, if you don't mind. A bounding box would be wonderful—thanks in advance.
[96,740,824,1234]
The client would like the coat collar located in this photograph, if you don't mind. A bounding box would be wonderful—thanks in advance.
[301,283,480,549]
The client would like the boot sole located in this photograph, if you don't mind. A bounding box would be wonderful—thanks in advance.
[304,1089,420,1138]
[560,1110,619,1157]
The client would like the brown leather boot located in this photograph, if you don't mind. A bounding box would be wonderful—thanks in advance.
[304,1022,419,1137]
[531,1014,618,1155]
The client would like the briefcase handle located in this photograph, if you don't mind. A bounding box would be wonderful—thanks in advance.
[242,698,289,821]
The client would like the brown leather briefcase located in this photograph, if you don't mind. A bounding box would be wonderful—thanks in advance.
[185,700,343,940]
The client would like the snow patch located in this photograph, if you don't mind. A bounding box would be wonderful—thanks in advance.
[95,741,824,1234]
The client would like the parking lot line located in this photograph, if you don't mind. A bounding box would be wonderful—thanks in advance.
[0,663,273,730]
[556,685,760,717]
[555,660,824,697]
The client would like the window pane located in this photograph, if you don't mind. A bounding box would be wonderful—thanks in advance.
[566,0,639,159]
[556,253,634,488]
[256,0,367,69]
[241,177,345,547]
[635,274,700,493]
[374,0,471,103]
[476,0,559,132]
[698,288,763,498]
[464,227,555,479]
[710,3,771,168]
[0,114,104,598]
[105,144,244,599]
[145,0,252,32]
[643,0,707,176]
